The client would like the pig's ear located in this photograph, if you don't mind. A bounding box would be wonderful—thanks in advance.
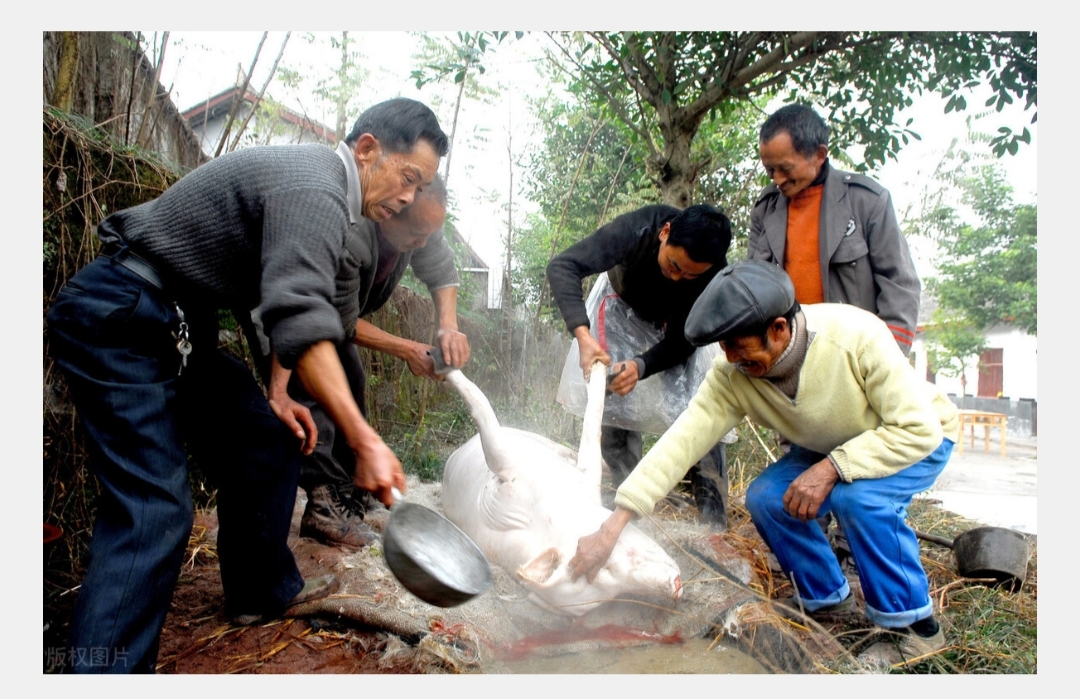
[516,547,561,586]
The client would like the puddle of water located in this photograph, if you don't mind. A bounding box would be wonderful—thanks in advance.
[482,637,767,674]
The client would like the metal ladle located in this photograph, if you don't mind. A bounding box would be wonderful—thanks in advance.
[382,487,493,607]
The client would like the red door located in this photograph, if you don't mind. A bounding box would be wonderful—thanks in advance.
[977,348,1003,398]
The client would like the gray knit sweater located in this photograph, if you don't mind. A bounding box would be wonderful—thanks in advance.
[97,144,352,369]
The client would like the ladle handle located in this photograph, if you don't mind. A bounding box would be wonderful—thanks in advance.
[915,529,955,549]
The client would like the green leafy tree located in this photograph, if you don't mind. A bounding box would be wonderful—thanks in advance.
[514,75,767,319]
[543,31,1036,207]
[921,161,1037,336]
[924,316,988,405]
[909,141,1036,401]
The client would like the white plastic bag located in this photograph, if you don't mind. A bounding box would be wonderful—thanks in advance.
[556,274,720,435]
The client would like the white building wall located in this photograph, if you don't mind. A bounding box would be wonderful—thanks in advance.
[911,323,1037,401]
[190,106,330,158]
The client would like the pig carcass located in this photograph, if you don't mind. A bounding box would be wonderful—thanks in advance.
[440,361,682,617]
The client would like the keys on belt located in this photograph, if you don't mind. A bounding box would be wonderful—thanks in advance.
[103,244,192,376]
[173,303,192,376]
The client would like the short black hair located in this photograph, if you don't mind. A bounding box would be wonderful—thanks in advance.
[345,98,449,157]
[666,204,732,267]
[759,103,829,158]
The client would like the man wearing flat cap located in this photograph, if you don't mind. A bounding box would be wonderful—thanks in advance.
[568,260,960,667]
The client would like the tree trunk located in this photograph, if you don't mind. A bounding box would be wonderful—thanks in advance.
[335,32,349,142]
[655,129,696,208]
[443,72,468,189]
[51,32,80,111]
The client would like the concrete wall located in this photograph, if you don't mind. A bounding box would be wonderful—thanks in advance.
[946,394,1038,437]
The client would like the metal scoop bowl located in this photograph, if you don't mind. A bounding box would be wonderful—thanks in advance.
[383,487,493,607]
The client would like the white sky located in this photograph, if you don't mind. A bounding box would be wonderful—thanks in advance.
[153,31,549,304]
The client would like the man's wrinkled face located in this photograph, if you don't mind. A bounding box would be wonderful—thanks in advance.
[380,197,447,253]
[719,320,790,377]
[758,131,827,199]
[354,135,440,222]
[657,223,713,282]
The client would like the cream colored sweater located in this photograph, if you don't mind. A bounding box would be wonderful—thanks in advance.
[614,303,960,517]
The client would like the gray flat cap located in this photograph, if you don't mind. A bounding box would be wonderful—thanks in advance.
[684,260,796,346]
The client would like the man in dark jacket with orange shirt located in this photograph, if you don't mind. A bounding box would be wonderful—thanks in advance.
[747,103,920,355]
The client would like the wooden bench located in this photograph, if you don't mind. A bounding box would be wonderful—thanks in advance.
[957,410,1008,457]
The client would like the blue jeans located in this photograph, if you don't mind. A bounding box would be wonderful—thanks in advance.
[745,440,953,628]
[47,255,305,673]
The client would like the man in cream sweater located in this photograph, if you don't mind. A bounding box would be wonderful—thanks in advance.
[568,260,959,667]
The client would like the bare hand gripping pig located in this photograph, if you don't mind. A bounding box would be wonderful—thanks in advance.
[438,358,682,616]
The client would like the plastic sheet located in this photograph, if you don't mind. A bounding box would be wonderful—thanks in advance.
[556,274,720,435]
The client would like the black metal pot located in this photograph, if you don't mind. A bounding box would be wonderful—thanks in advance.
[382,488,493,607]
[915,526,1030,592]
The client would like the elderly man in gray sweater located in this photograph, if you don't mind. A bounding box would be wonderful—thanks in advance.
[46,98,447,672]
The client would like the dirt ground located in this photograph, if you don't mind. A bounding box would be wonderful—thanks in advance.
[46,486,805,675]
[148,494,739,675]
[153,505,461,674]
[153,542,417,673]
[43,502,437,674]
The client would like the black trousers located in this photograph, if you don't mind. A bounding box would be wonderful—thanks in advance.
[601,424,728,514]
[245,319,368,501]
[48,255,304,672]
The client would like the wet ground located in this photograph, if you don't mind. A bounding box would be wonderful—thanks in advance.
[484,637,767,674]
[920,434,1037,535]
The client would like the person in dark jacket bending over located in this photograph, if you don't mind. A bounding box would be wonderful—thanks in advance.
[250,175,470,547]
[546,204,732,527]
[45,98,447,672]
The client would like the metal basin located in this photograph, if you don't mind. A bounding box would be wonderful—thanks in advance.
[383,494,493,608]
[916,525,1030,592]
[952,526,1030,592]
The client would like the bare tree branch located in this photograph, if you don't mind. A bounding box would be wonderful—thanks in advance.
[598,143,633,228]
[534,115,606,321]
[229,32,292,153]
[134,31,170,148]
[214,32,267,158]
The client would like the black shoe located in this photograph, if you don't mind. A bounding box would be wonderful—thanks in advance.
[690,464,728,529]
[232,573,341,626]
[300,484,377,548]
